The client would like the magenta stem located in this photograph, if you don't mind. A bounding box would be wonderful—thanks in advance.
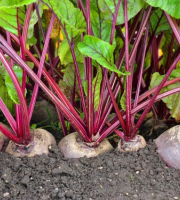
[0,37,90,142]
[28,13,55,120]
[0,123,22,144]
[0,98,17,133]
[0,51,31,144]
[94,0,122,133]
[35,5,67,136]
[124,0,131,137]
[86,0,93,137]
[132,50,180,136]
[131,21,149,127]
[95,85,180,146]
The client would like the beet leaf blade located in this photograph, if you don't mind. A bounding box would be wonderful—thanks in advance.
[78,35,129,76]
[146,0,180,19]
[43,0,86,39]
[5,66,26,105]
[98,0,145,25]
[150,70,180,122]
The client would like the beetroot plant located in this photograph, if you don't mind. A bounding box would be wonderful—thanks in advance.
[0,0,57,157]
[0,0,180,163]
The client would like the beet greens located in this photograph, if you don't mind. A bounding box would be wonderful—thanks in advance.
[0,0,180,148]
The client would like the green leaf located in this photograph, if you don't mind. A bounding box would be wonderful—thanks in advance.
[27,2,43,44]
[78,35,129,76]
[62,63,85,92]
[27,36,37,46]
[120,79,126,111]
[120,91,126,111]
[149,71,180,122]
[149,72,164,89]
[0,0,36,8]
[83,80,87,96]
[150,9,170,34]
[115,36,124,60]
[0,7,25,35]
[43,0,86,39]
[93,66,102,111]
[98,0,145,25]
[30,123,37,129]
[58,37,83,65]
[5,66,25,104]
[0,0,36,35]
[0,63,6,77]
[146,0,180,19]
[159,32,179,68]
[82,66,102,110]
[0,76,14,114]
[91,0,112,42]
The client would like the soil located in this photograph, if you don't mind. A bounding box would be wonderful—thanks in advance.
[0,122,180,200]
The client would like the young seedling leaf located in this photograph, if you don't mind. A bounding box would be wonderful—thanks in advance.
[5,66,25,105]
[146,0,180,19]
[98,0,145,25]
[42,0,86,39]
[78,35,129,76]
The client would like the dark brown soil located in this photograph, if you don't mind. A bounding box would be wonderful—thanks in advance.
[0,138,180,200]
[0,119,180,200]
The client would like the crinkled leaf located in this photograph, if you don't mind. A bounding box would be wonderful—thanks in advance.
[78,35,129,76]
[5,66,25,104]
[145,0,180,19]
[149,71,180,122]
[93,66,102,111]
[98,0,145,25]
[58,37,83,65]
[42,0,86,39]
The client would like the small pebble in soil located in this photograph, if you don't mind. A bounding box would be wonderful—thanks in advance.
[21,175,30,186]
[3,193,9,197]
